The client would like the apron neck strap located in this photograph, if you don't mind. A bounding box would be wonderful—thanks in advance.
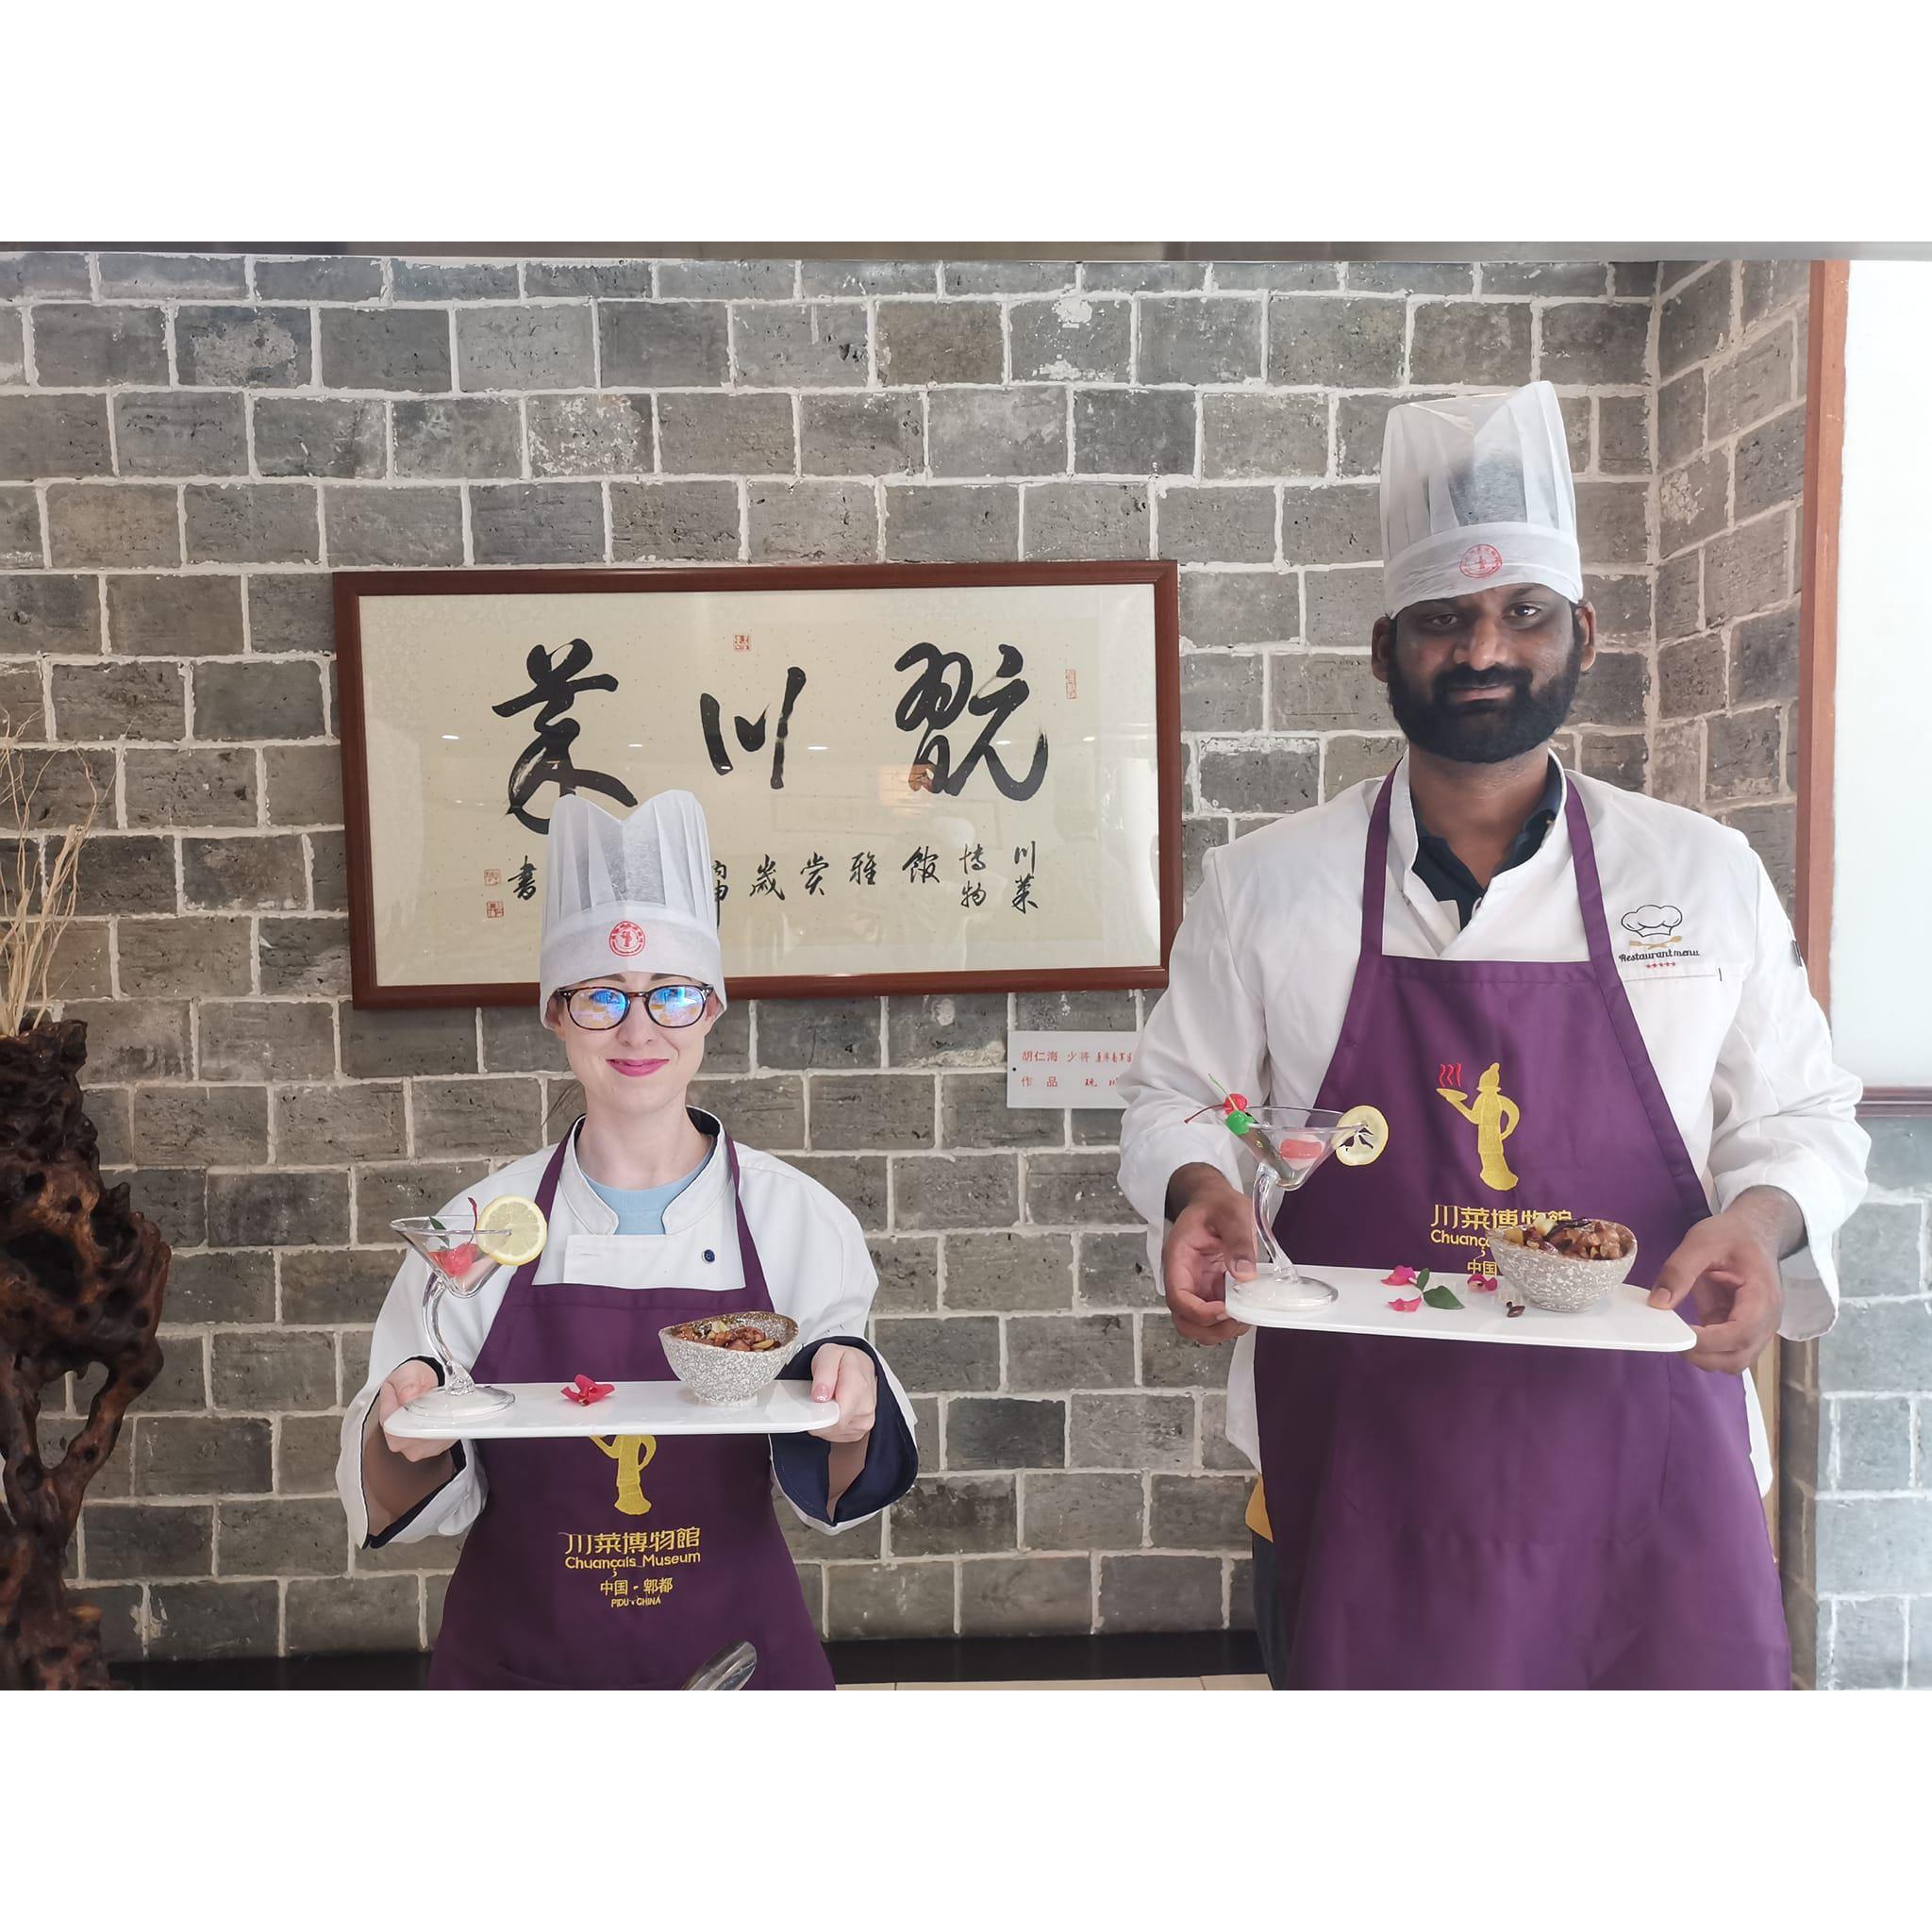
[507,1130,575,1296]
[723,1134,772,1304]
[1561,780,1621,977]
[508,1118,771,1301]
[1360,770,1397,959]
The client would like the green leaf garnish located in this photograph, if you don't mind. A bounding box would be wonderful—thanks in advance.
[1422,1285,1464,1310]
[1415,1269,1430,1291]
[429,1216,445,1233]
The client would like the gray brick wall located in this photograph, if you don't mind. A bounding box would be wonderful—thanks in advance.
[1790,1126,1932,1689]
[1641,260,1932,1690]
[7,251,1663,1663]
[1647,260,1816,1673]
[1650,259,1807,905]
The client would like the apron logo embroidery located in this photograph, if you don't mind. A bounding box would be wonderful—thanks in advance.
[591,1434,657,1515]
[1435,1060,1521,1191]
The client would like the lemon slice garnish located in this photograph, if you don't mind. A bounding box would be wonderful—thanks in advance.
[475,1193,547,1266]
[1332,1104,1389,1167]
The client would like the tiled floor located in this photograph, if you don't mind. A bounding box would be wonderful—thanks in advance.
[842,1674,1271,1690]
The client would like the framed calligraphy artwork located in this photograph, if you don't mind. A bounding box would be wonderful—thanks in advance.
[334,561,1181,1007]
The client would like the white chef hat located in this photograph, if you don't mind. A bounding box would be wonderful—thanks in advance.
[539,790,726,1011]
[1380,381,1582,616]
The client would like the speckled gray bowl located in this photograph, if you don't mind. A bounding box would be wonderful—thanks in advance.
[1488,1224,1639,1313]
[658,1311,803,1405]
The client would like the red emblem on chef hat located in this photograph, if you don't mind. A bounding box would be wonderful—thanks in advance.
[1459,542,1504,579]
[607,919,647,958]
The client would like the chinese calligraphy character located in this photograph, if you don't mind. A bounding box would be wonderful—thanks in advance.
[492,639,639,834]
[802,852,828,896]
[511,857,537,902]
[750,855,785,900]
[485,901,505,920]
[893,641,1049,802]
[1013,872,1038,915]
[849,852,877,886]
[700,666,808,791]
[902,845,939,885]
[713,859,728,905]
[1013,842,1036,869]
[962,879,987,908]
[960,842,986,874]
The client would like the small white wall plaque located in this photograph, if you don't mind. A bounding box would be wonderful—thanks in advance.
[1007,1030,1138,1109]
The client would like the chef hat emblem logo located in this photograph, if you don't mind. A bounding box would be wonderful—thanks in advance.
[608,920,647,957]
[1620,903,1683,941]
[1458,542,1504,579]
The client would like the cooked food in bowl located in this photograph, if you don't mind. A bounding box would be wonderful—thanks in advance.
[1488,1216,1640,1313]
[667,1314,783,1353]
[1510,1217,1635,1261]
[658,1309,803,1404]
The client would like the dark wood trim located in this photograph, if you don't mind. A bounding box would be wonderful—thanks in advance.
[1858,1089,1932,1120]
[107,1627,1265,1690]
[1796,261,1849,1017]
[332,571,384,1017]
[335,560,1183,1008]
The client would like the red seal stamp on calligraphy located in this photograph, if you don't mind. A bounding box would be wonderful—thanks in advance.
[1458,542,1504,579]
[607,920,647,957]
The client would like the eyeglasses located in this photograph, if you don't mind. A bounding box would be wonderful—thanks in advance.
[562,983,712,1031]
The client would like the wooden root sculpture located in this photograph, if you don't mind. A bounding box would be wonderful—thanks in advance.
[0,1019,168,1690]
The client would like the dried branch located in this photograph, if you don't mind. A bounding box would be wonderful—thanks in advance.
[0,734,100,1037]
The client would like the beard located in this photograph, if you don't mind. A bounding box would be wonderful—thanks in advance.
[1385,639,1584,764]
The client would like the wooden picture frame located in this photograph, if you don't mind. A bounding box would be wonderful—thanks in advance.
[335,560,1182,1009]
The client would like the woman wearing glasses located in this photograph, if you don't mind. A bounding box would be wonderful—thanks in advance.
[337,790,917,1690]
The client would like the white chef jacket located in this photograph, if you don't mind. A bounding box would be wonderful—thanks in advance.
[1117,758,1870,1493]
[337,1113,916,1545]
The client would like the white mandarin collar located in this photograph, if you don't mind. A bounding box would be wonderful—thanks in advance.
[555,1108,734,1239]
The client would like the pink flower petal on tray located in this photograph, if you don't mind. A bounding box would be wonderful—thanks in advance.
[1381,1266,1418,1288]
[1387,1295,1423,1313]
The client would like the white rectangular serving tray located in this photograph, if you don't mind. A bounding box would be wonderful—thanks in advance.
[381,1380,843,1441]
[1224,1266,1694,1352]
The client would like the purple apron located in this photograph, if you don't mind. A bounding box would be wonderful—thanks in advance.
[1254,774,1790,1689]
[429,1132,835,1690]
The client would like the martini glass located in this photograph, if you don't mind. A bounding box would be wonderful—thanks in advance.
[391,1217,517,1421]
[1215,1104,1348,1312]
